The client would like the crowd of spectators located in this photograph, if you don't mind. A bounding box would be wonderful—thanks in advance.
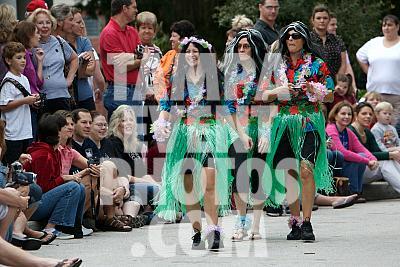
[0,0,399,263]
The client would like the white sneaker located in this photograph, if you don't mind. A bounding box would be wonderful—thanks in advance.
[82,226,93,236]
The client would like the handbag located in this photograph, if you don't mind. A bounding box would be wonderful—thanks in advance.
[55,36,77,108]
[334,176,351,196]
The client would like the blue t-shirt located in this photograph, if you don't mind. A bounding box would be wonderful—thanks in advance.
[38,36,73,99]
[74,37,93,101]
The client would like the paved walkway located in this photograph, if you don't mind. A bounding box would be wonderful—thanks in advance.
[32,199,400,266]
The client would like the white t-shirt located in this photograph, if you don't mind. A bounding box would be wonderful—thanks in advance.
[0,71,32,140]
[356,37,400,95]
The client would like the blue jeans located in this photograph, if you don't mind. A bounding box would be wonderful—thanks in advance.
[129,183,159,206]
[327,149,344,177]
[31,182,85,227]
[103,84,145,140]
[343,153,367,194]
[0,164,7,188]
[28,183,42,206]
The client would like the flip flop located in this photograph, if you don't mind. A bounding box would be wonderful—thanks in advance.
[38,231,57,245]
[332,194,358,209]
[11,235,42,250]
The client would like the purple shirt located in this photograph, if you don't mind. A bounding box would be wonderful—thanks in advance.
[23,49,43,94]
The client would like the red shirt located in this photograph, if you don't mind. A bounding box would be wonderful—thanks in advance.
[99,18,140,85]
[24,142,64,193]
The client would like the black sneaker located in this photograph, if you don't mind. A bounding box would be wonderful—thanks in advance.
[301,221,315,241]
[207,230,224,251]
[191,231,205,250]
[287,225,302,240]
[266,205,283,217]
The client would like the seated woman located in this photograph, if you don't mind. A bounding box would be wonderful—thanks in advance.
[55,110,132,231]
[23,114,85,239]
[349,102,400,193]
[0,120,55,246]
[89,111,144,228]
[102,105,159,224]
[326,102,379,199]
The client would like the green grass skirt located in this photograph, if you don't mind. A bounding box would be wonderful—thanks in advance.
[154,118,235,221]
[264,110,334,207]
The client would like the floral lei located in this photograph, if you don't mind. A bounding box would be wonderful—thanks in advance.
[277,53,328,102]
[230,66,257,105]
[173,79,206,117]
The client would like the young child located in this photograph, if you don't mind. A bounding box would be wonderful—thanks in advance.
[363,91,382,109]
[326,73,356,112]
[0,42,40,164]
[371,102,400,152]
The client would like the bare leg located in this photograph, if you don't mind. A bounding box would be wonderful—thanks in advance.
[0,206,18,239]
[251,201,264,234]
[300,161,315,220]
[0,236,80,267]
[184,174,202,231]
[233,192,248,217]
[202,167,218,226]
[287,169,301,217]
[122,201,141,217]
[13,212,27,237]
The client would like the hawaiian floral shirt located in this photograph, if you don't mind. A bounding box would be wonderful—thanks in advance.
[271,52,334,116]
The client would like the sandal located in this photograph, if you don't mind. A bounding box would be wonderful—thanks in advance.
[231,228,247,242]
[99,216,132,232]
[55,258,82,267]
[116,215,133,226]
[130,216,145,228]
[249,232,262,240]
[38,231,57,245]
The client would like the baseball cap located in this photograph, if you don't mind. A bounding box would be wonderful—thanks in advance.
[26,0,48,13]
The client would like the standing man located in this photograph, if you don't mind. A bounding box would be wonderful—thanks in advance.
[100,0,145,140]
[254,0,280,45]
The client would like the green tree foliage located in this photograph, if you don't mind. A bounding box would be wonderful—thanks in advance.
[214,0,395,88]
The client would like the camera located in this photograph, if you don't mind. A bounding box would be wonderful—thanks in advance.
[32,92,46,110]
[9,162,36,186]
[135,44,145,59]
[87,157,100,166]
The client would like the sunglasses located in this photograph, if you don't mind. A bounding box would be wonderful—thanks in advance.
[237,43,251,50]
[285,32,302,40]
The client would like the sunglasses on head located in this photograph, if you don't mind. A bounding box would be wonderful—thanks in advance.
[285,32,302,40]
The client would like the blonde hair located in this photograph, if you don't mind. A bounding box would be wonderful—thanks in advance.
[375,101,393,114]
[0,4,18,43]
[364,91,382,102]
[231,14,254,30]
[108,105,138,152]
[136,11,158,30]
[26,8,57,31]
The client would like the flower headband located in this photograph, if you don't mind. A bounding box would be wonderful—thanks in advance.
[179,36,212,51]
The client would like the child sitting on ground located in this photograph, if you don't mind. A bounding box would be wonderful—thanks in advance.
[371,102,400,152]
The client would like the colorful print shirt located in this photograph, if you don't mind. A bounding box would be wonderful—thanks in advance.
[271,52,334,116]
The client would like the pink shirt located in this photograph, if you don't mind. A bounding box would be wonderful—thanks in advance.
[58,145,81,175]
[326,123,377,164]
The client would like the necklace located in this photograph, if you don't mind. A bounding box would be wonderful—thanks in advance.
[229,65,257,105]
[174,77,206,116]
[277,52,312,87]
